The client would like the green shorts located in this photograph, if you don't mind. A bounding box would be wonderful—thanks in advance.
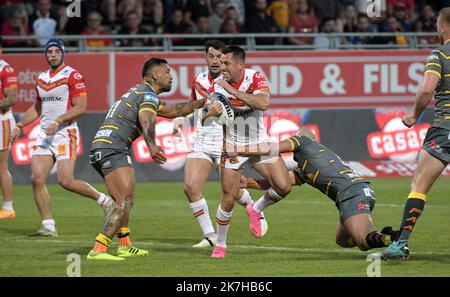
[335,183,376,222]
[89,148,133,178]
[422,127,450,163]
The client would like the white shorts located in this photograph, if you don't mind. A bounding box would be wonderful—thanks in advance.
[223,155,279,170]
[33,127,78,161]
[186,150,221,167]
[0,115,15,151]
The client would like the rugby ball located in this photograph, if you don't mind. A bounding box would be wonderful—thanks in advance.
[209,92,234,125]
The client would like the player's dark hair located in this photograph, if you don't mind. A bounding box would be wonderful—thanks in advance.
[221,45,246,62]
[204,40,225,53]
[439,7,450,26]
[142,57,168,78]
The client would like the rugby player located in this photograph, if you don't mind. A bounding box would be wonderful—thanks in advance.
[87,58,208,260]
[381,7,450,260]
[10,39,113,236]
[0,37,18,219]
[180,40,268,248]
[234,128,399,252]
[209,45,291,258]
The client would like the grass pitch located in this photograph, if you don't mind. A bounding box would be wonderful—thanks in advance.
[1,178,449,277]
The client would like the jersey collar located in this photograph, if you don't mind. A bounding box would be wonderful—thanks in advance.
[143,81,157,94]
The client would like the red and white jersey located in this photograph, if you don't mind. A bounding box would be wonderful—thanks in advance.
[209,68,270,145]
[36,65,86,130]
[0,59,18,120]
[190,70,223,156]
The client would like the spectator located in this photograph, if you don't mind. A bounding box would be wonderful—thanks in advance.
[312,0,341,21]
[387,0,413,20]
[266,0,289,32]
[224,6,240,31]
[223,0,245,26]
[348,14,376,45]
[184,0,212,29]
[374,16,409,46]
[80,11,113,48]
[1,7,30,47]
[208,0,226,34]
[314,18,345,49]
[142,0,164,30]
[100,0,143,27]
[117,10,152,47]
[246,0,278,45]
[186,15,211,45]
[338,4,358,33]
[29,0,60,46]
[414,4,439,45]
[220,16,244,44]
[288,0,318,45]
[164,8,190,45]
[392,2,411,31]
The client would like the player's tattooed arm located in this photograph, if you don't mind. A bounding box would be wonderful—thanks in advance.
[157,99,206,118]
[0,86,17,109]
[139,109,167,164]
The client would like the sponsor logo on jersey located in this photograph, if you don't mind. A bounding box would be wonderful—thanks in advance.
[73,72,83,80]
[41,96,64,102]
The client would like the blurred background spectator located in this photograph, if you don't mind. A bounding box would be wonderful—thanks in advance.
[80,10,113,48]
[246,0,279,45]
[287,0,318,45]
[0,0,447,50]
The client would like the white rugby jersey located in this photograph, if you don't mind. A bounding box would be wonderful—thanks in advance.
[0,59,18,120]
[191,70,223,155]
[208,68,270,145]
[36,65,87,130]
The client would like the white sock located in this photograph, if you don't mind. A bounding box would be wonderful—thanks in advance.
[42,219,56,232]
[190,198,215,237]
[215,207,233,248]
[96,193,111,205]
[237,189,253,207]
[2,201,13,211]
[254,187,283,213]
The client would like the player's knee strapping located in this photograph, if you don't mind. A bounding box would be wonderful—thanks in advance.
[399,192,427,240]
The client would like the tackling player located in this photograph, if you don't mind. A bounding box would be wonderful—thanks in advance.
[235,128,399,252]
[10,39,114,236]
[209,45,291,258]
[381,7,450,260]
[181,40,267,248]
[87,58,208,260]
[0,37,18,219]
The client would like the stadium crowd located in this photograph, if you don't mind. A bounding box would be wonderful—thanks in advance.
[0,0,448,49]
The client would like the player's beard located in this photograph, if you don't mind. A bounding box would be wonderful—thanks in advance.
[161,82,172,93]
[48,58,63,69]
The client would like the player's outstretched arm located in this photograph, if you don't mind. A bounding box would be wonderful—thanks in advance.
[157,99,206,118]
[403,72,440,128]
[138,109,166,164]
[225,138,294,158]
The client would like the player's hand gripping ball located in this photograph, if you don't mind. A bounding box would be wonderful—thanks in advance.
[206,92,234,125]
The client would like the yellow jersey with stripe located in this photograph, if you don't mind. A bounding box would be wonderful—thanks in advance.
[288,135,369,202]
[424,41,450,130]
[91,81,164,151]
